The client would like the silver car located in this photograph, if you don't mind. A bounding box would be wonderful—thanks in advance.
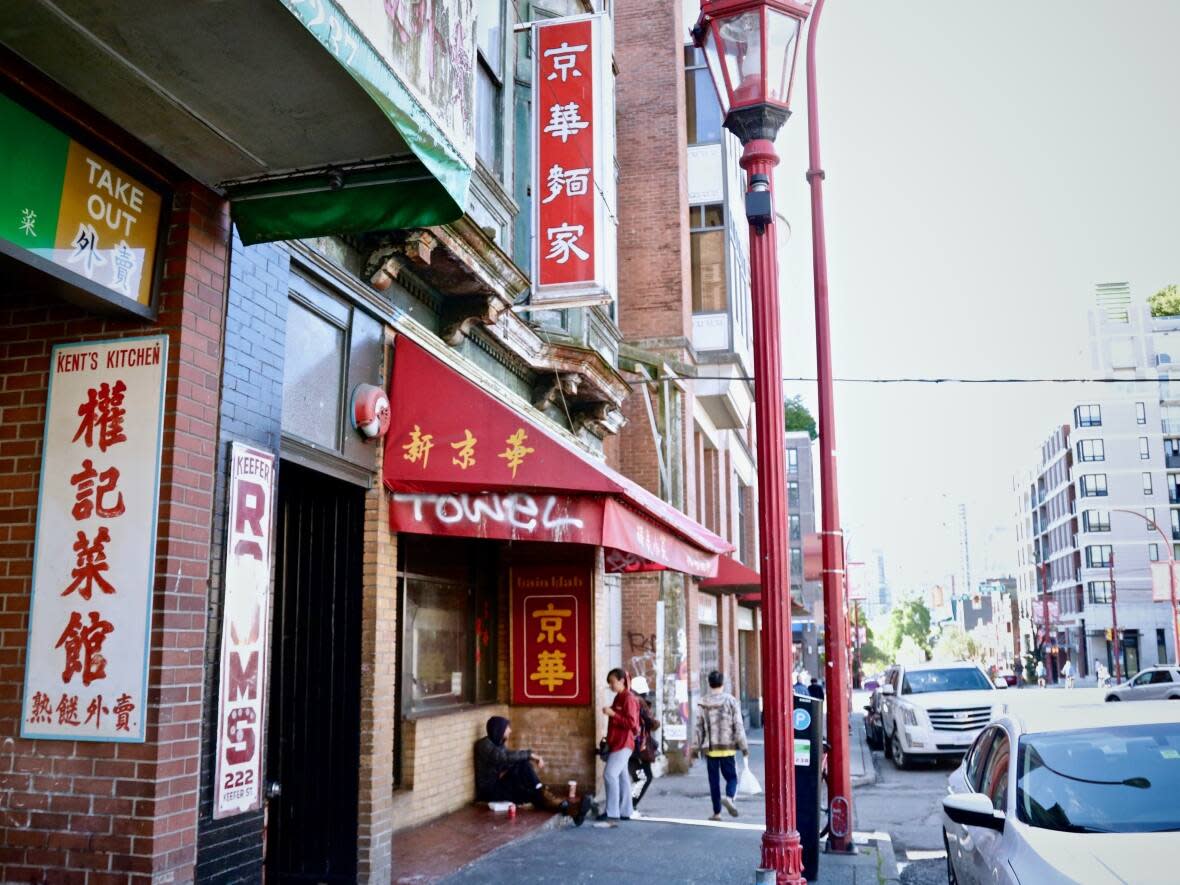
[1104,666,1180,702]
[942,701,1180,884]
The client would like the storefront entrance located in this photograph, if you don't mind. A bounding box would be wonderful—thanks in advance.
[266,462,364,882]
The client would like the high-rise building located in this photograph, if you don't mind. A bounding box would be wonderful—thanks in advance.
[787,431,823,676]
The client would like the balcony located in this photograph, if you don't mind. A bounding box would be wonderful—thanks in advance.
[1167,452,1180,469]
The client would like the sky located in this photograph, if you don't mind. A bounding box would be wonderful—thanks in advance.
[769,0,1180,594]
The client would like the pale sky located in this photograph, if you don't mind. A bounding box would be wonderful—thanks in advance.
[771,1,1180,593]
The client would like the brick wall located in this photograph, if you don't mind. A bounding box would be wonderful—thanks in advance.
[0,183,229,882]
[194,234,291,883]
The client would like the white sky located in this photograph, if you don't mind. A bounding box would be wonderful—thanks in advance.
[771,0,1180,593]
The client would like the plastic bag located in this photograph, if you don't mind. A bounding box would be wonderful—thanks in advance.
[737,756,762,796]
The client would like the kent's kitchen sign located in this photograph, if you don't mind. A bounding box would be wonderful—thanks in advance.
[0,91,164,312]
[22,336,168,742]
[214,443,276,818]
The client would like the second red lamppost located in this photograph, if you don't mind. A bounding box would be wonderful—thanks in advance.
[693,1,813,881]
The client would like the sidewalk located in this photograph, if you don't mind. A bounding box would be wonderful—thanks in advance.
[440,721,898,884]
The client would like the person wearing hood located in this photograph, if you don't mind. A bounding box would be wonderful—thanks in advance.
[596,667,640,826]
[475,715,592,825]
[627,675,660,813]
[692,670,748,820]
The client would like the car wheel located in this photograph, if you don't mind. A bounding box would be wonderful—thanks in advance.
[883,726,894,760]
[943,832,958,885]
[891,730,909,770]
[1105,695,1120,702]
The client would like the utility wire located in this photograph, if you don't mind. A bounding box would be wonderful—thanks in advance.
[625,375,1173,386]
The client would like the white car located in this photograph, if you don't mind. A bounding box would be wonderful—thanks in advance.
[1104,666,1180,702]
[878,661,1003,769]
[942,701,1180,885]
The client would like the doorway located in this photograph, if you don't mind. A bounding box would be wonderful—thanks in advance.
[265,461,364,882]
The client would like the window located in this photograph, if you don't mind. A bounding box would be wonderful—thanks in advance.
[1143,472,1154,495]
[475,0,504,172]
[789,513,801,541]
[1140,437,1151,460]
[1077,439,1105,462]
[1088,581,1113,603]
[1146,507,1157,532]
[690,204,727,313]
[684,47,722,144]
[1080,474,1108,497]
[1074,404,1102,427]
[787,480,800,508]
[1086,545,1113,568]
[1149,669,1173,684]
[1083,510,1110,532]
[981,732,1011,811]
[1168,439,1180,461]
[1150,543,1160,562]
[1159,629,1169,665]
[965,727,998,792]
[790,546,802,576]
[400,537,497,715]
[787,447,799,475]
[1137,402,1147,425]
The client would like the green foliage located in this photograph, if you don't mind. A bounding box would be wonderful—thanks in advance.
[1023,652,1039,685]
[880,597,934,662]
[933,624,981,663]
[785,395,817,439]
[1148,284,1180,318]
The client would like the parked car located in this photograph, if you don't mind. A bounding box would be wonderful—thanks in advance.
[997,669,1019,688]
[1104,666,1180,702]
[942,701,1180,885]
[876,661,1003,769]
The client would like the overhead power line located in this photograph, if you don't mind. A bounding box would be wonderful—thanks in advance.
[627,375,1168,386]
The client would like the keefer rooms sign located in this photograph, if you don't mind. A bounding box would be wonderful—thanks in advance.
[22,336,167,742]
[511,565,592,706]
[214,443,276,818]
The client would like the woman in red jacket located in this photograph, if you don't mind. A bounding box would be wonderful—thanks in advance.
[597,667,640,825]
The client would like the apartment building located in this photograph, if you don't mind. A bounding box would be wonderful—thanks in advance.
[787,431,823,676]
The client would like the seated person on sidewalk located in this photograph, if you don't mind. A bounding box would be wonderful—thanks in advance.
[475,716,592,825]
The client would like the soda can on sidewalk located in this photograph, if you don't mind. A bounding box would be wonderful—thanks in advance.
[508,803,516,819]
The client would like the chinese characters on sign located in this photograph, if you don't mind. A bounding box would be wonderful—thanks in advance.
[22,336,167,742]
[214,443,276,818]
[0,93,164,311]
[532,15,616,307]
[511,566,592,705]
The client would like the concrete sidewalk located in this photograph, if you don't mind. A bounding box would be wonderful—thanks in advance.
[442,719,897,884]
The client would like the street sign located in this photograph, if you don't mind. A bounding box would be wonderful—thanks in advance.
[1151,561,1176,603]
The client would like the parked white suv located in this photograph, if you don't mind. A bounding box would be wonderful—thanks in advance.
[879,661,1002,769]
[1104,666,1180,702]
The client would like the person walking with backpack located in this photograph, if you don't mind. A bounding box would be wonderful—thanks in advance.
[692,670,748,821]
[596,668,640,827]
[627,676,660,814]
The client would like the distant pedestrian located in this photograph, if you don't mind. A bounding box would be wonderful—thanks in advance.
[693,670,749,821]
[1062,659,1075,688]
[1096,660,1110,687]
[807,677,825,701]
[596,668,639,827]
[628,676,660,813]
[1035,659,1046,688]
[793,673,807,696]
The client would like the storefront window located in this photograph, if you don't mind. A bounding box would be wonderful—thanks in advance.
[399,537,497,715]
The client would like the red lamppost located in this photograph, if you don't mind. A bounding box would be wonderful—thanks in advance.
[693,2,811,881]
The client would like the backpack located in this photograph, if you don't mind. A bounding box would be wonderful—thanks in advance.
[635,701,660,764]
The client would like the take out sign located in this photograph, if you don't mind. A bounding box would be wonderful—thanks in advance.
[0,92,164,310]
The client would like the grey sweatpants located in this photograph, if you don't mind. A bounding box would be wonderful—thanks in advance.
[604,748,634,819]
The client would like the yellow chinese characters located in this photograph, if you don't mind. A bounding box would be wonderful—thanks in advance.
[498,428,535,478]
[402,425,434,468]
[533,602,571,644]
[451,429,477,469]
[530,649,574,691]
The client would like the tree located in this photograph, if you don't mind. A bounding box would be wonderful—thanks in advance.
[881,597,934,662]
[784,395,817,439]
[933,624,981,663]
[1148,284,1180,318]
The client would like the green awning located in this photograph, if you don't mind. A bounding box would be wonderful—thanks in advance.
[230,0,473,245]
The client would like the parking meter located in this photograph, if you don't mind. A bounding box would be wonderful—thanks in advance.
[792,694,823,882]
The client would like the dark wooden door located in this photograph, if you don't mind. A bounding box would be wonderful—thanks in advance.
[266,461,363,883]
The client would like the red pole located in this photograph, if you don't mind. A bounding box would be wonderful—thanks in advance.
[741,137,805,884]
[806,0,852,852]
[852,600,861,690]
[1172,556,1180,667]
[1110,552,1122,682]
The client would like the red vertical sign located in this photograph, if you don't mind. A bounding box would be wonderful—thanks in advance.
[536,20,595,287]
[511,565,592,705]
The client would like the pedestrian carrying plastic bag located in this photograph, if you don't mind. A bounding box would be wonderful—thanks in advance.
[737,755,762,796]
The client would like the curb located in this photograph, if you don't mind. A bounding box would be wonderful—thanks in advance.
[850,715,877,789]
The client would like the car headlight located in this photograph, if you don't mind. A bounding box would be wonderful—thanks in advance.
[902,706,920,727]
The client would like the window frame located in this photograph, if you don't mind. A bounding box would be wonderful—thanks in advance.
[1086,544,1113,568]
[1140,437,1151,460]
[1077,438,1105,462]
[1143,472,1154,495]
[1082,509,1110,533]
[1074,404,1102,427]
[474,0,507,175]
[1137,401,1147,424]
[1080,474,1108,497]
[689,203,728,314]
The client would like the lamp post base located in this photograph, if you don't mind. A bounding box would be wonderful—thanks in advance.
[760,830,807,885]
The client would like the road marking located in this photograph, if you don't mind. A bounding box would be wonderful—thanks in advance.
[906,850,947,861]
[633,815,765,831]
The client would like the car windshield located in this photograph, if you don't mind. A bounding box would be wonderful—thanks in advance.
[901,668,991,694]
[1016,723,1180,833]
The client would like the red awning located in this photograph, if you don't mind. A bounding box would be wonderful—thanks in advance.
[382,337,732,577]
[699,554,761,593]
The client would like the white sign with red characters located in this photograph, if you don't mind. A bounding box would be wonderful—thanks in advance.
[21,335,167,742]
[214,442,276,818]
[532,13,617,308]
